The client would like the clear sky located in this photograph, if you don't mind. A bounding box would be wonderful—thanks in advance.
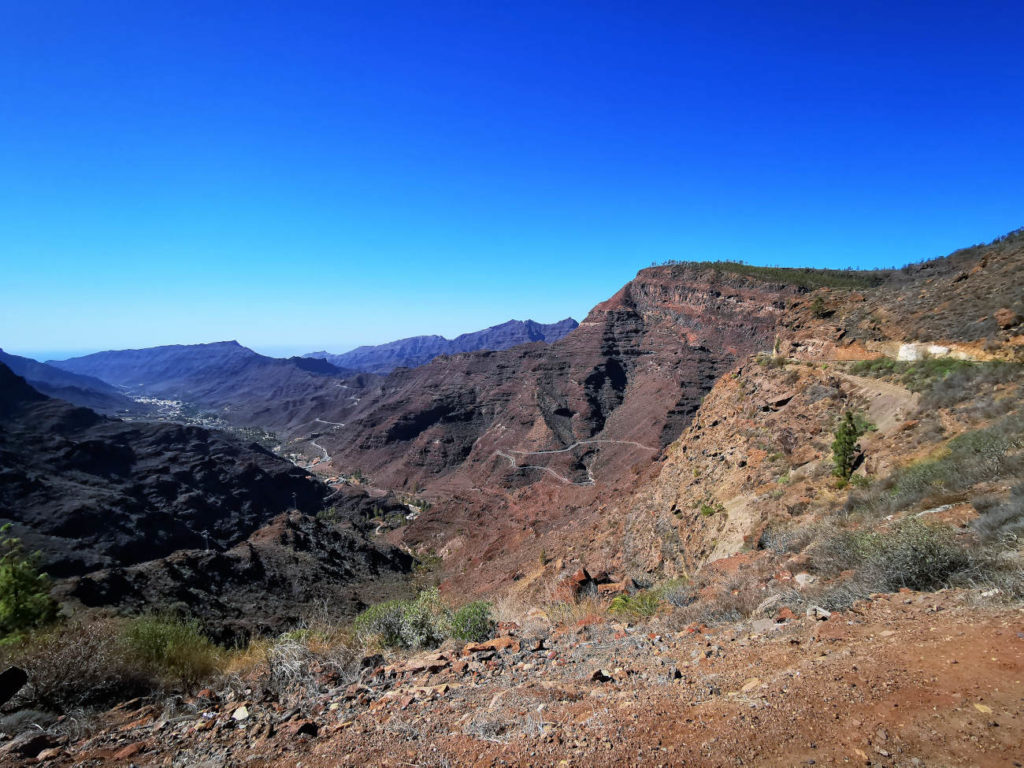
[1,1,1021,360]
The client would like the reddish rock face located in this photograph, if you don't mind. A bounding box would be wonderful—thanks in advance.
[306,266,804,594]
[319,265,800,492]
[302,234,1022,597]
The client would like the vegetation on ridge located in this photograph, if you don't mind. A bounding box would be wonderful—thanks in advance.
[654,259,891,289]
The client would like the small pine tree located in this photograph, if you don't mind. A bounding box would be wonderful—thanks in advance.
[0,525,59,639]
[811,296,828,318]
[831,410,866,481]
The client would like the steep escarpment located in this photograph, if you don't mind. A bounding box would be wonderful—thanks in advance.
[607,233,1024,583]
[307,231,1022,600]
[297,267,815,598]
[319,266,801,491]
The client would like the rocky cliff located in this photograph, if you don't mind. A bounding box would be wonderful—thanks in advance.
[301,232,1022,599]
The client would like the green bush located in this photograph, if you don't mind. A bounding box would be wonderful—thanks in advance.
[850,357,897,376]
[122,615,224,689]
[397,588,449,648]
[448,601,495,642]
[811,519,972,593]
[608,591,662,621]
[0,526,58,641]
[317,506,339,523]
[352,599,407,648]
[352,588,484,649]
[846,414,1024,517]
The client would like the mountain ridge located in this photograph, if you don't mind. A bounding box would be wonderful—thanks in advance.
[46,340,362,430]
[0,347,133,414]
[305,317,579,374]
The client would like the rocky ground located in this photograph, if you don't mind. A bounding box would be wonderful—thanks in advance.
[2,234,1021,767]
[4,588,1020,767]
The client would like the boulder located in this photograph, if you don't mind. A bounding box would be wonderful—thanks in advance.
[113,742,145,760]
[806,605,832,621]
[279,719,319,739]
[0,667,28,708]
[0,731,57,759]
[995,307,1021,329]
[462,636,520,655]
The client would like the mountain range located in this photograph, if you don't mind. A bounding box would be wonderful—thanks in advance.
[39,319,579,433]
[0,348,133,414]
[44,341,363,431]
[304,317,579,374]
[2,232,1023,765]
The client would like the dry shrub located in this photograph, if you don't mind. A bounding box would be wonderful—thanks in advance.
[919,362,1023,410]
[845,414,1024,518]
[973,483,1024,542]
[758,523,817,555]
[491,592,551,638]
[808,518,977,595]
[491,592,532,625]
[1,617,155,712]
[226,628,359,708]
[543,595,611,628]
[666,569,770,629]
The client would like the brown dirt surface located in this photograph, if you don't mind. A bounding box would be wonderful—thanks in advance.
[22,590,1023,767]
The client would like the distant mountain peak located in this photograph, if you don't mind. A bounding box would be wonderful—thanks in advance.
[305,317,579,374]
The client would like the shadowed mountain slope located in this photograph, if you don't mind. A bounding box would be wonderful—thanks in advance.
[0,348,133,414]
[0,363,414,635]
[47,341,363,430]
[0,362,328,577]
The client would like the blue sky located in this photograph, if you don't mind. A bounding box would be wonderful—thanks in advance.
[2,1,1022,359]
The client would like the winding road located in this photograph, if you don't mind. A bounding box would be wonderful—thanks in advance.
[308,438,329,461]
[496,438,659,486]
[314,417,346,427]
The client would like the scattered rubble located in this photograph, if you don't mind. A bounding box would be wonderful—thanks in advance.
[2,589,1020,766]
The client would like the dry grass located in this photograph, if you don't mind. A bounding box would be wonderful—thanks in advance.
[223,624,360,709]
[543,595,612,628]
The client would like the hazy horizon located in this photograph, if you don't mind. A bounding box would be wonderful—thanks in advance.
[3,2,1022,355]
[1,313,581,363]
